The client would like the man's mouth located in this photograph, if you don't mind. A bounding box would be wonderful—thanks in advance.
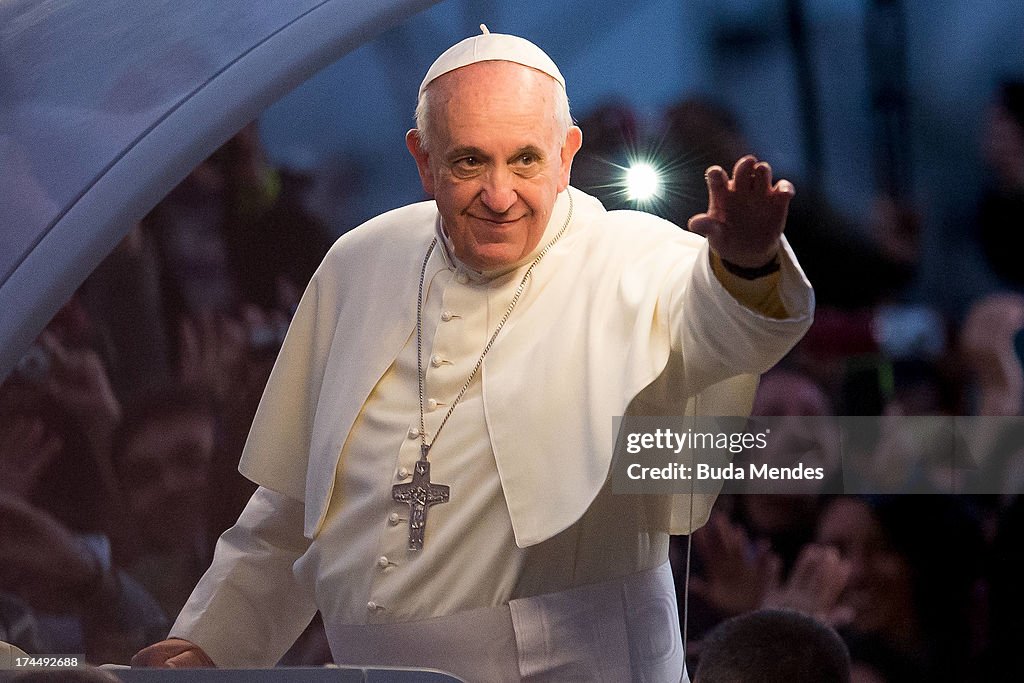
[471,215,522,225]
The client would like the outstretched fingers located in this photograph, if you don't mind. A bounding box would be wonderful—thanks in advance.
[692,164,729,237]
[693,156,796,264]
[730,156,755,190]
[753,161,772,194]
[770,177,797,213]
[705,164,729,196]
[771,177,796,198]
[729,156,775,194]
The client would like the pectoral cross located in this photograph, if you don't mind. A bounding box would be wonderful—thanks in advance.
[391,450,450,551]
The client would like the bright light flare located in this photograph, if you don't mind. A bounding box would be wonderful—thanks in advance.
[624,162,662,202]
[587,148,698,215]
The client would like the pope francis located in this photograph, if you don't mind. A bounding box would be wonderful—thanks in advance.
[133,28,814,682]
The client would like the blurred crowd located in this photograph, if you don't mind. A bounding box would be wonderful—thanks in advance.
[1,79,1023,680]
[0,122,331,667]
[609,81,1022,683]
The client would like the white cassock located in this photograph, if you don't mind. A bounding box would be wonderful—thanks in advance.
[170,187,814,681]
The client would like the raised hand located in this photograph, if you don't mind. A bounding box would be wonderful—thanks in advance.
[960,293,1024,416]
[0,493,105,612]
[38,331,122,440]
[762,543,854,628]
[177,313,248,404]
[689,513,781,616]
[688,155,795,268]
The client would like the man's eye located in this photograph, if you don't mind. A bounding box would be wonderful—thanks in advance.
[516,154,538,166]
[454,157,481,170]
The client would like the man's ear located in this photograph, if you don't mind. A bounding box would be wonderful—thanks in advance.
[558,126,584,192]
[406,129,435,195]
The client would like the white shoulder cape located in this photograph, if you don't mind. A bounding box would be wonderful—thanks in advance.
[237,187,814,546]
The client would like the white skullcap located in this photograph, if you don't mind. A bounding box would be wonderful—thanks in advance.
[418,24,565,97]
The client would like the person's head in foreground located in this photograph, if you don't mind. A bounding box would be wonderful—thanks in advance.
[405,26,583,271]
[695,609,851,683]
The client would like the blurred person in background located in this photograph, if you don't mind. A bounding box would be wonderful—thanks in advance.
[0,317,168,664]
[816,495,985,683]
[986,495,1024,682]
[738,366,838,569]
[960,292,1024,417]
[111,388,217,620]
[676,366,850,671]
[568,100,641,210]
[976,80,1024,292]
[143,121,330,330]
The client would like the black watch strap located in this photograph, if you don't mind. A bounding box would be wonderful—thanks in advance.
[719,254,781,280]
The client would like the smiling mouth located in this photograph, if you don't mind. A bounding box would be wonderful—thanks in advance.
[470,215,522,225]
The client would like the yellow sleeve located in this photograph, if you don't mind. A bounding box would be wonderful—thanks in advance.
[709,252,789,319]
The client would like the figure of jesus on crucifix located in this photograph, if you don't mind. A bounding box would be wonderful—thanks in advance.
[392,456,450,551]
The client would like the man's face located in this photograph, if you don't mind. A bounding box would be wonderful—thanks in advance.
[406,61,582,270]
[120,411,215,550]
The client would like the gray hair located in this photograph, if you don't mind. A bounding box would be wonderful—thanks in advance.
[414,72,572,153]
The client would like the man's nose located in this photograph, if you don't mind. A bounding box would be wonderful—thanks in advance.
[480,169,517,214]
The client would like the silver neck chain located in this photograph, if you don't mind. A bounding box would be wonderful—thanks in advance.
[416,192,575,461]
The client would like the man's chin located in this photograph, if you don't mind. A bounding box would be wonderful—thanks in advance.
[463,245,524,270]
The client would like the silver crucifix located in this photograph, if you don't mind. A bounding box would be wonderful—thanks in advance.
[391,457,450,551]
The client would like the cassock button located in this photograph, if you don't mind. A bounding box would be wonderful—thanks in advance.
[455,272,469,284]
[440,310,453,322]
[367,601,378,611]
[431,354,444,368]
[397,467,411,479]
[426,398,438,411]
[407,427,419,439]
[377,556,390,568]
[388,512,401,525]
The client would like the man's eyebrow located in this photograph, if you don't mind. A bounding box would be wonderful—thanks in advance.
[446,146,489,161]
[508,145,545,161]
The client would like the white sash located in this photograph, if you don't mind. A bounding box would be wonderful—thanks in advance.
[325,561,687,683]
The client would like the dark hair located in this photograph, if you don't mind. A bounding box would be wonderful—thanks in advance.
[695,609,851,683]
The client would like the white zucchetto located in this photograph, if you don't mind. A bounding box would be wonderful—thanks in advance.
[418,24,566,96]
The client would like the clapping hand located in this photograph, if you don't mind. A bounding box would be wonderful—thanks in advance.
[38,331,122,441]
[690,513,780,616]
[690,513,853,627]
[762,543,854,628]
[688,155,795,268]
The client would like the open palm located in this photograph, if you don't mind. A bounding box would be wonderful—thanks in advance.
[688,155,794,268]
